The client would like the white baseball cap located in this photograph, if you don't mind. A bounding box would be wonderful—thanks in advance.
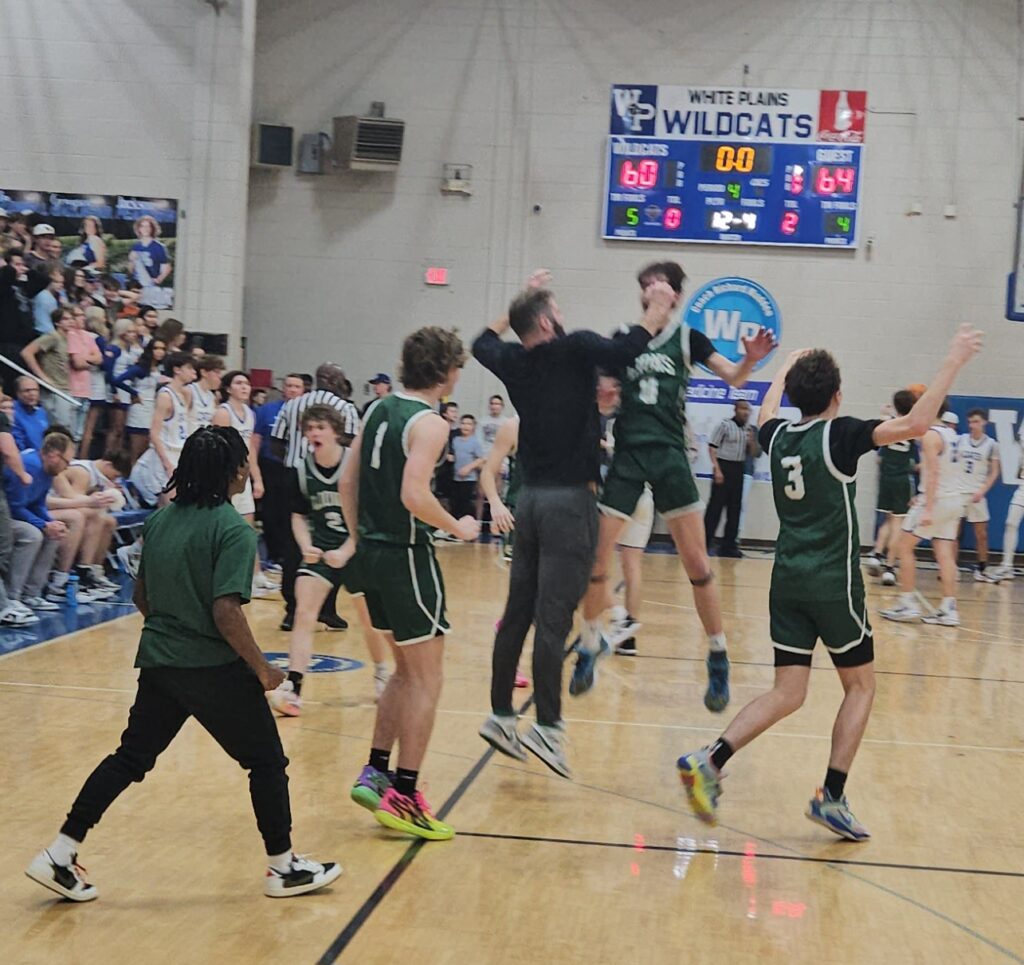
[941,411,958,425]
[32,223,56,236]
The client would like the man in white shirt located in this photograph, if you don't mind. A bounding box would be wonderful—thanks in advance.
[958,408,1000,582]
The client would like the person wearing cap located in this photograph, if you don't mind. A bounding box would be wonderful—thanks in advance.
[25,224,60,272]
[361,372,392,417]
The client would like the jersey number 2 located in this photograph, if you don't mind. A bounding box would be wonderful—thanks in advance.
[780,456,805,500]
[370,422,388,470]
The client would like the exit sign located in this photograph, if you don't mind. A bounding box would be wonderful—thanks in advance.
[425,266,449,286]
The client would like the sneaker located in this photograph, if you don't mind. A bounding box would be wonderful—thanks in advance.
[677,748,722,825]
[479,714,528,762]
[568,634,610,697]
[25,850,98,902]
[264,854,342,898]
[78,585,116,603]
[279,613,294,632]
[0,603,39,626]
[973,569,1000,583]
[350,765,393,812]
[23,596,61,612]
[268,680,302,717]
[990,565,1016,581]
[863,554,883,577]
[704,651,730,713]
[254,572,280,591]
[501,544,514,564]
[881,568,897,587]
[318,612,348,631]
[608,610,642,649]
[717,546,744,559]
[116,544,140,579]
[432,529,459,543]
[514,669,530,688]
[373,665,390,701]
[374,788,454,841]
[85,566,120,592]
[615,637,637,656]
[520,722,571,779]
[805,788,870,841]
[921,607,960,627]
[879,603,922,623]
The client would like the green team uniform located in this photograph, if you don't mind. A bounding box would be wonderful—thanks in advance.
[876,440,915,514]
[500,449,521,560]
[600,321,712,519]
[761,417,881,668]
[357,393,450,645]
[291,454,361,591]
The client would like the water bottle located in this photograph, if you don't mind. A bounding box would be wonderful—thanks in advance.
[65,574,79,610]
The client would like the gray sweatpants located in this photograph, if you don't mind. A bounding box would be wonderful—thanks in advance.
[490,485,598,726]
[7,520,59,601]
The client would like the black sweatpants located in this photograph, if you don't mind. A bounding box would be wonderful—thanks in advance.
[257,457,292,565]
[62,660,292,856]
[490,485,598,726]
[450,480,478,523]
[704,458,745,550]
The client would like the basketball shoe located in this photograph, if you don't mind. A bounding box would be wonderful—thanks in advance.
[677,748,722,825]
[568,633,610,696]
[704,651,730,712]
[264,854,342,897]
[268,679,302,717]
[479,714,528,761]
[863,554,883,577]
[880,599,922,622]
[351,765,393,811]
[25,850,97,902]
[374,788,454,840]
[520,722,571,779]
[805,788,870,841]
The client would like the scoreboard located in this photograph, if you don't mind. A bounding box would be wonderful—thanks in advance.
[603,85,867,249]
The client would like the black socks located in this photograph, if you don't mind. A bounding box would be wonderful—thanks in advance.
[369,748,391,773]
[825,767,847,800]
[287,670,303,696]
[709,738,734,771]
[395,768,418,798]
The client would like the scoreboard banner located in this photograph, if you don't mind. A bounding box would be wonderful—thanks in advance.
[603,85,867,248]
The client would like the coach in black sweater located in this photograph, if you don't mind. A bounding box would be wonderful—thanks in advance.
[472,270,674,778]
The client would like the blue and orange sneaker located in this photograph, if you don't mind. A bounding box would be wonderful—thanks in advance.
[704,651,730,713]
[374,788,454,841]
[350,765,393,812]
[805,788,870,841]
[568,634,611,697]
[677,748,723,825]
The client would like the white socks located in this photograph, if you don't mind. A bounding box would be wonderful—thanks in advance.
[941,597,957,612]
[47,833,81,867]
[707,632,727,653]
[268,850,293,873]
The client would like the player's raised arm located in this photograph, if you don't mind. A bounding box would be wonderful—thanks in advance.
[705,327,777,388]
[872,324,984,448]
[757,349,809,427]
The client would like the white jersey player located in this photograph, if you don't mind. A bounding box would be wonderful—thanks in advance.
[958,408,1000,582]
[129,353,196,507]
[995,419,1024,580]
[882,409,967,626]
[187,356,225,434]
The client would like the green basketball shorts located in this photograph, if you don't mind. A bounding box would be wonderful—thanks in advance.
[600,445,702,520]
[356,541,451,645]
[296,554,363,594]
[769,590,874,668]
[877,475,912,515]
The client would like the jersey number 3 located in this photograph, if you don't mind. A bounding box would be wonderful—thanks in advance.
[780,455,805,500]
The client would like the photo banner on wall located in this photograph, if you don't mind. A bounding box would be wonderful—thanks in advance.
[0,188,178,309]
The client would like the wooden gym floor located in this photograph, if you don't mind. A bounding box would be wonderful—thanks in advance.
[1,544,1022,965]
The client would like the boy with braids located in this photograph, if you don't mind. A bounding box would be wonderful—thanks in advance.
[341,327,478,841]
[677,325,982,841]
[26,426,341,901]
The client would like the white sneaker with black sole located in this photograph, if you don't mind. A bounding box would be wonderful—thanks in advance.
[921,607,960,627]
[520,722,572,779]
[479,714,528,761]
[25,850,98,902]
[263,854,341,898]
[973,569,1000,583]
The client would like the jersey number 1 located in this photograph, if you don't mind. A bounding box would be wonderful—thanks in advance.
[639,377,658,406]
[780,455,805,500]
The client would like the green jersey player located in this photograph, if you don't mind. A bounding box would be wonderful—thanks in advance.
[267,405,390,717]
[677,324,983,841]
[573,261,776,713]
[341,326,478,842]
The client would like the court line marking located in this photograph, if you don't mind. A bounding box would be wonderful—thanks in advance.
[315,695,534,965]
[0,612,139,664]
[433,708,1024,754]
[456,830,1024,880]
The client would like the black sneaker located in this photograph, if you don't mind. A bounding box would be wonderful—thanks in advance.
[279,612,294,632]
[615,637,637,656]
[718,546,744,559]
[263,854,342,898]
[26,850,98,902]
[318,612,348,631]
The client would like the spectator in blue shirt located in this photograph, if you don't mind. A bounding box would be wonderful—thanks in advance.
[253,373,306,567]
[32,267,64,335]
[450,414,485,524]
[12,376,50,451]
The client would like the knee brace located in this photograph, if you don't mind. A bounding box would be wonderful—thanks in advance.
[690,571,714,587]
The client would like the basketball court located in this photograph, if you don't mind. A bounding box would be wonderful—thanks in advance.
[2,545,1022,964]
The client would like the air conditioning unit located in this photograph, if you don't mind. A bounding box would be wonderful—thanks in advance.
[331,116,405,171]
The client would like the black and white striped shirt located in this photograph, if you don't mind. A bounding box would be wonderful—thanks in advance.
[709,418,749,463]
[271,390,360,468]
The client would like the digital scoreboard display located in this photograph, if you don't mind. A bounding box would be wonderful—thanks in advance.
[604,85,866,248]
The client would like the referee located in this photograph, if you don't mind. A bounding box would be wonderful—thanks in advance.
[271,362,360,629]
[704,399,753,558]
